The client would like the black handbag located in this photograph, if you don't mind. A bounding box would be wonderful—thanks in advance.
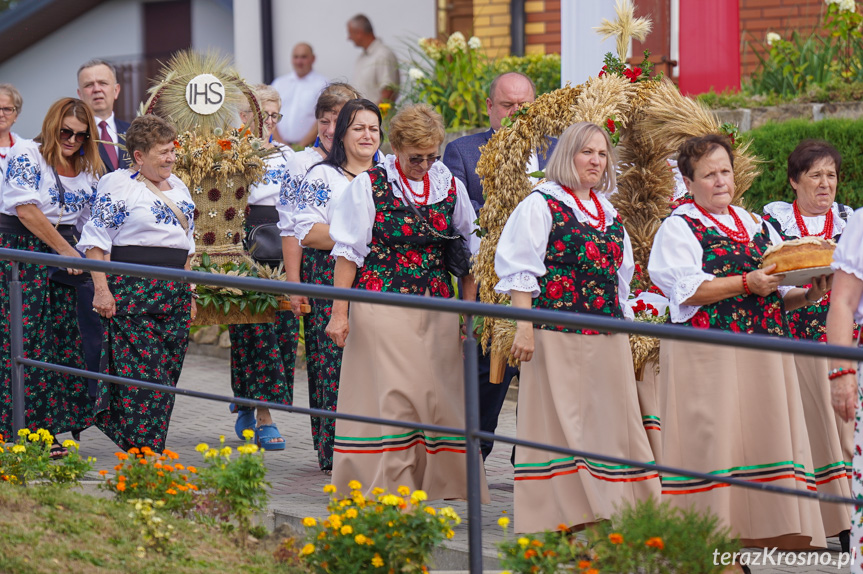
[243,222,283,266]
[47,168,90,287]
[400,179,472,278]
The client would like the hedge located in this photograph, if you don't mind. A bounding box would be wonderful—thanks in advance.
[741,117,863,211]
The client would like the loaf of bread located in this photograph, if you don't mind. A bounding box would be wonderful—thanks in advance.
[762,237,835,274]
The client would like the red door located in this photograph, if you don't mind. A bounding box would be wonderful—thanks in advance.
[678,0,740,95]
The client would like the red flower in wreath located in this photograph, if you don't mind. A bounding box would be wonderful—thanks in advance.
[235,187,246,199]
[692,311,710,329]
[208,188,221,201]
[233,233,241,244]
[193,209,200,220]
[202,232,216,246]
[546,281,563,300]
[430,212,447,231]
[217,139,232,151]
[606,118,616,133]
[585,241,600,261]
[224,207,237,221]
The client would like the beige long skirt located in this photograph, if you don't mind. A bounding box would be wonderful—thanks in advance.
[660,340,826,549]
[794,353,853,537]
[331,302,490,503]
[513,330,661,534]
[637,360,663,465]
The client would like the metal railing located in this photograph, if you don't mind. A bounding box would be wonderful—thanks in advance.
[4,247,863,574]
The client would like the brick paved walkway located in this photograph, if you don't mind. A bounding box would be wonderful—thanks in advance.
[74,349,851,573]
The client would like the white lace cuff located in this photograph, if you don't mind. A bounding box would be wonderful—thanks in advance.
[494,272,540,297]
[669,272,714,323]
[331,243,364,266]
[778,285,794,298]
[833,261,863,282]
[294,220,316,245]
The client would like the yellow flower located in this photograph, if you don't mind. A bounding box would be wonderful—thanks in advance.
[340,525,353,535]
[302,517,317,527]
[17,429,29,438]
[397,485,410,496]
[517,537,530,548]
[445,529,455,539]
[372,487,385,496]
[410,489,428,503]
[498,516,510,529]
[348,480,362,490]
[380,494,401,506]
[242,428,255,440]
[301,543,315,555]
[328,514,342,529]
[345,508,358,519]
[339,499,353,507]
[355,534,367,544]
[219,435,225,444]
[352,493,366,506]
[372,554,384,568]
[204,449,218,459]
[323,484,337,494]
[195,443,209,453]
[440,507,461,525]
[424,507,436,516]
[27,433,39,442]
[220,446,232,457]
[62,439,78,449]
[11,445,25,454]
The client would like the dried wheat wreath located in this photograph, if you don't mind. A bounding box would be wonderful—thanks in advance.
[474,18,761,376]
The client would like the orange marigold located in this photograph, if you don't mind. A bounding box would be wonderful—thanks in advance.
[558,523,569,531]
[128,447,140,455]
[118,475,126,482]
[166,488,177,495]
[116,483,126,492]
[115,452,128,461]
[531,539,543,547]
[187,466,197,473]
[543,550,557,558]
[138,458,147,465]
[609,532,624,544]
[113,464,122,471]
[586,570,599,574]
[645,537,664,550]
[217,139,232,151]
[578,560,592,569]
[187,484,199,491]
[141,446,154,455]
[524,549,537,559]
[98,470,108,476]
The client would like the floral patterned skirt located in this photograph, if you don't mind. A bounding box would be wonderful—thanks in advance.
[851,367,863,572]
[0,232,90,437]
[95,276,191,452]
[228,310,298,405]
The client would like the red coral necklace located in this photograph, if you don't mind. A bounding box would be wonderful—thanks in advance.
[561,185,605,231]
[793,200,833,238]
[0,133,14,158]
[395,159,430,205]
[692,202,750,243]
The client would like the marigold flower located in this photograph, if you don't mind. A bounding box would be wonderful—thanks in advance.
[301,543,315,555]
[163,465,174,473]
[157,471,165,477]
[174,463,184,470]
[498,517,510,529]
[543,550,556,557]
[195,443,208,453]
[445,529,454,539]
[578,560,592,569]
[98,470,108,476]
[187,466,197,473]
[27,433,39,442]
[397,485,410,496]
[340,525,353,535]
[586,570,599,574]
[323,484,337,494]
[524,549,537,559]
[17,428,29,437]
[372,554,384,567]
[645,536,664,550]
[355,534,367,544]
[115,452,129,461]
[166,489,177,495]
[116,483,126,492]
[62,439,77,449]
[348,480,362,490]
[139,459,148,465]
[187,484,198,491]
[118,475,126,482]
[410,490,428,503]
[531,539,543,547]
[220,447,232,457]
[328,515,342,529]
[558,523,570,531]
[219,435,226,444]
[303,517,317,527]
[345,508,358,519]
[242,428,255,440]
[141,446,154,456]
[352,493,366,505]
[424,507,436,516]
[128,447,140,455]
[609,532,624,544]
[371,487,385,496]
[11,445,25,454]
[517,537,530,548]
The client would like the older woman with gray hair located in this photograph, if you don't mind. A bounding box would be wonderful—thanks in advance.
[495,121,660,533]
[0,84,24,178]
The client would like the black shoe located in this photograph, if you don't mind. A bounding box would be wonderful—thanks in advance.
[71,429,81,442]
[840,529,851,554]
[741,565,751,574]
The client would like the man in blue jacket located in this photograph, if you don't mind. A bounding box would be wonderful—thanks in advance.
[443,71,555,460]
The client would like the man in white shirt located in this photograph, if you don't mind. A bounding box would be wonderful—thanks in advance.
[77,59,130,173]
[271,43,328,147]
[347,14,399,104]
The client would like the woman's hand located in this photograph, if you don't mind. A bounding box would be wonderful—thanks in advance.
[58,245,84,275]
[326,313,350,348]
[511,321,535,363]
[805,274,832,303]
[746,264,784,296]
[291,294,310,317]
[831,373,857,422]
[190,298,198,321]
[92,285,116,319]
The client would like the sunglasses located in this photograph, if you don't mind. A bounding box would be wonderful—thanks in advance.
[59,128,90,143]
[407,155,441,166]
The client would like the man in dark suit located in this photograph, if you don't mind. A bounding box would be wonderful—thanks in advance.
[77,59,130,173]
[443,71,556,460]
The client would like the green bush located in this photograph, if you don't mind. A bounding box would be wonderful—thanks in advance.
[741,117,863,211]
[492,53,562,97]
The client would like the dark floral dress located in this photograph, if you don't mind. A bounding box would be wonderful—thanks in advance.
[677,214,789,336]
[228,220,298,411]
[0,232,92,437]
[353,166,456,298]
[95,276,191,452]
[532,192,626,334]
[763,209,859,341]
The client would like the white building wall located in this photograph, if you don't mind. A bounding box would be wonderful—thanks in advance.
[192,0,235,56]
[0,0,144,138]
[560,0,619,88]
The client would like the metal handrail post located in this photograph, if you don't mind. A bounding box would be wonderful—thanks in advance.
[461,313,483,574]
[9,261,25,434]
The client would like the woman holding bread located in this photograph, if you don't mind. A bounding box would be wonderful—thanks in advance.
[762,139,855,550]
[647,134,829,551]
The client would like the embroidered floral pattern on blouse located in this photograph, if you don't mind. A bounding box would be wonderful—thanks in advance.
[151,200,195,228]
[532,193,625,334]
[92,195,130,229]
[353,166,455,298]
[678,214,789,336]
[5,153,40,189]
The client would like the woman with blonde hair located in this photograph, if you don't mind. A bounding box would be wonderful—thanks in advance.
[496,121,660,533]
[227,84,298,450]
[325,103,489,501]
[0,84,25,178]
[0,97,103,453]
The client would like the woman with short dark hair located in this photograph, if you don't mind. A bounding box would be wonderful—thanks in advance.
[648,134,828,550]
[762,139,855,549]
[0,97,102,454]
[78,114,196,452]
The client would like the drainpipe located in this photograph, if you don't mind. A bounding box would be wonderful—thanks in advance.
[260,0,275,83]
[510,0,525,56]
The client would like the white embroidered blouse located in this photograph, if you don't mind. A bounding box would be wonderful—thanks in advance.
[493,180,635,320]
[762,200,847,239]
[648,202,787,323]
[1,139,98,227]
[77,169,196,255]
[0,132,26,182]
[832,207,863,323]
[288,163,352,246]
[248,144,294,207]
[277,147,324,238]
[329,155,480,267]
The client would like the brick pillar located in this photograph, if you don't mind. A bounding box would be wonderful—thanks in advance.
[525,0,561,55]
[474,0,512,58]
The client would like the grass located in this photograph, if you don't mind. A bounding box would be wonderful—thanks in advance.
[0,483,304,574]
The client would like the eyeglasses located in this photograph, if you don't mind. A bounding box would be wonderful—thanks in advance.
[407,155,441,166]
[59,128,90,143]
[263,112,284,122]
[0,107,17,116]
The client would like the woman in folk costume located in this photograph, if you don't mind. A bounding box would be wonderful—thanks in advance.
[648,134,828,551]
[496,121,660,533]
[325,103,489,501]
[762,140,855,550]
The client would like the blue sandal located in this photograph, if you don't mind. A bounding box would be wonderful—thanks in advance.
[230,403,256,441]
[255,424,286,451]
